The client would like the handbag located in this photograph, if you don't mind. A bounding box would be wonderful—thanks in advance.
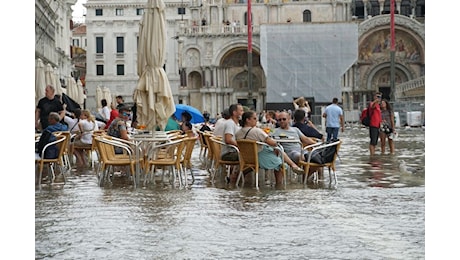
[380,122,392,134]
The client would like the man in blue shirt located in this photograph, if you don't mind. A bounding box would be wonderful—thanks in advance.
[322,97,344,142]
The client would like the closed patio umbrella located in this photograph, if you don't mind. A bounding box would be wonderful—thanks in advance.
[96,85,103,109]
[76,79,85,107]
[134,0,175,131]
[35,58,46,106]
[102,86,113,107]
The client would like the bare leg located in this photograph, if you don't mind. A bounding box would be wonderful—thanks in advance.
[282,152,299,168]
[274,169,284,185]
[389,138,395,154]
[369,144,375,156]
[379,132,386,154]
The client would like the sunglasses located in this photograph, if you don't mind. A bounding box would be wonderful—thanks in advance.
[279,118,288,121]
[122,112,130,116]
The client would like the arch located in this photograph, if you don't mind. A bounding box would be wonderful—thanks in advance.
[365,61,415,91]
[303,10,311,22]
[188,71,202,90]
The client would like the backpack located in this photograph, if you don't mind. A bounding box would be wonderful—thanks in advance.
[305,140,339,164]
[360,107,371,127]
[35,130,58,159]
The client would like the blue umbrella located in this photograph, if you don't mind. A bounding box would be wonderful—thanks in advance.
[174,104,205,124]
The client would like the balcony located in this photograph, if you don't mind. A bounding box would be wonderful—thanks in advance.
[178,24,260,37]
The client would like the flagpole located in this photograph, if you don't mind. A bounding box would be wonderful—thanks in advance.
[246,0,254,109]
[390,0,395,100]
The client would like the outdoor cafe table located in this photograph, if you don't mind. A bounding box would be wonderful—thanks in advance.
[130,132,172,186]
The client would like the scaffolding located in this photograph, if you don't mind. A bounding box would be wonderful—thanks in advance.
[260,23,358,104]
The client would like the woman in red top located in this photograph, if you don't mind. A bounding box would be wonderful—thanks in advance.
[368,92,382,155]
[104,102,119,129]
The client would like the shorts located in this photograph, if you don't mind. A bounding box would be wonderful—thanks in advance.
[369,126,380,146]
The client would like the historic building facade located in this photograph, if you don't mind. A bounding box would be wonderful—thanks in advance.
[82,0,424,120]
[36,0,76,92]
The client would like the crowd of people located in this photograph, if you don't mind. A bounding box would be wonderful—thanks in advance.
[35,85,396,184]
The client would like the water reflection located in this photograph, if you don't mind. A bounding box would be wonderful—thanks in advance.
[35,126,425,259]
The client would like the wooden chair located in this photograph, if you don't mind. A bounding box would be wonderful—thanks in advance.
[35,134,68,191]
[209,136,240,184]
[94,135,143,188]
[298,140,342,184]
[202,131,216,171]
[236,139,286,189]
[54,131,73,172]
[181,136,198,186]
[196,130,208,162]
[144,139,185,187]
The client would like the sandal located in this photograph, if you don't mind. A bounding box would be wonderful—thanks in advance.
[292,166,304,174]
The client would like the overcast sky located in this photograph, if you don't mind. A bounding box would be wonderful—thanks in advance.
[72,0,87,23]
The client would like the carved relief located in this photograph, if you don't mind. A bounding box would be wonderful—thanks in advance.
[186,48,200,67]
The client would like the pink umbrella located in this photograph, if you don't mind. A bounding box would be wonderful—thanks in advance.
[134,0,175,130]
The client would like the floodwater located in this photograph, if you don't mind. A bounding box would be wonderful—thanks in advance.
[35,126,425,259]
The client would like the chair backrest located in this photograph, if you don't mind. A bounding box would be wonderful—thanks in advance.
[303,140,341,165]
[182,136,197,168]
[236,139,259,170]
[203,132,214,160]
[37,134,67,161]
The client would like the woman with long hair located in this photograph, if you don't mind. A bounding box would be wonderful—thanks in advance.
[379,99,396,154]
[73,109,99,167]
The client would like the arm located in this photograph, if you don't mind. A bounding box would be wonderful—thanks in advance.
[224,133,237,146]
[35,108,41,129]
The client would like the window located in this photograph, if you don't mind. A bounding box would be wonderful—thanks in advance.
[116,8,124,16]
[95,9,103,16]
[303,10,312,22]
[96,37,103,53]
[400,0,412,16]
[382,0,398,14]
[72,39,80,47]
[136,8,144,15]
[116,37,124,53]
[117,65,125,75]
[96,65,104,76]
[368,0,380,16]
[353,0,365,19]
[415,0,424,17]
[178,8,185,15]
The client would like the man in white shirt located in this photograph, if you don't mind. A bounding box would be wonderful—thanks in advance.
[213,108,230,138]
[220,104,244,161]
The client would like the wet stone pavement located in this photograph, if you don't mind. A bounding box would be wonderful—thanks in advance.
[35,126,425,259]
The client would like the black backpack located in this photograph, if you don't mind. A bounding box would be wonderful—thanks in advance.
[305,140,339,164]
[35,130,58,159]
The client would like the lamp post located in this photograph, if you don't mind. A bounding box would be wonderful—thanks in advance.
[246,0,254,110]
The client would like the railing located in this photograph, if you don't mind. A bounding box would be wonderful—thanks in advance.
[395,76,425,100]
[178,24,260,36]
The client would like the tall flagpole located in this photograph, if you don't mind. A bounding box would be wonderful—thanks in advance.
[390,0,395,100]
[246,0,254,109]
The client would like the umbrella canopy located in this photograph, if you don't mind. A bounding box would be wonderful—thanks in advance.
[44,63,55,87]
[35,59,46,106]
[174,104,205,124]
[134,0,175,131]
[61,93,81,113]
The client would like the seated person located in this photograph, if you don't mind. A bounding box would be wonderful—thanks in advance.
[107,106,131,153]
[72,109,99,167]
[35,112,68,159]
[180,111,194,137]
[291,109,324,142]
[236,111,304,185]
[272,111,316,164]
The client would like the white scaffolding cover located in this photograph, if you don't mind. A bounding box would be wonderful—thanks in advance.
[260,23,358,103]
